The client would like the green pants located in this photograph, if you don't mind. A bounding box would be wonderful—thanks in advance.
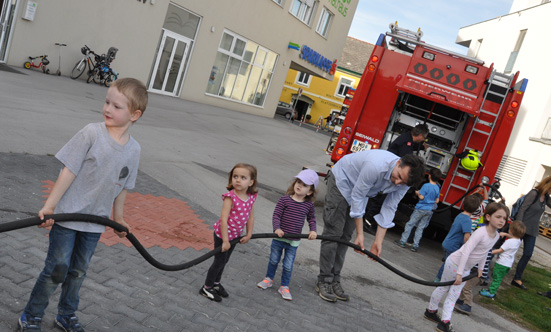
[489,263,510,294]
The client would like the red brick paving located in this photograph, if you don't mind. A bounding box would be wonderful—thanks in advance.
[41,180,214,250]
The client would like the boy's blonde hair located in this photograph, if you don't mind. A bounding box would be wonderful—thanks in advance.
[285,178,317,202]
[226,163,258,194]
[509,220,526,238]
[111,78,148,116]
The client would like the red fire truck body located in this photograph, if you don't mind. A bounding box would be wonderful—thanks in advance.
[329,25,528,235]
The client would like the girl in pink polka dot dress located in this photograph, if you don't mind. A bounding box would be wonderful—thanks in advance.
[424,202,508,332]
[200,163,258,302]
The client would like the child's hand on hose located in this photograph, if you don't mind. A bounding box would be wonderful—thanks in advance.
[114,219,131,238]
[240,235,251,245]
[222,240,231,252]
[38,207,55,228]
[308,231,317,240]
[453,274,463,286]
[274,229,284,237]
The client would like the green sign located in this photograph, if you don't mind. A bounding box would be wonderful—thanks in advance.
[329,0,351,17]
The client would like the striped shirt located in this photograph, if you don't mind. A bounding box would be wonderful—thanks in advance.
[273,195,316,241]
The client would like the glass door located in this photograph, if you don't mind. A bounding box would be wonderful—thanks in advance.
[149,30,191,96]
[0,0,16,62]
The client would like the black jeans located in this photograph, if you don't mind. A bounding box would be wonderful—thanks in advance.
[204,232,236,287]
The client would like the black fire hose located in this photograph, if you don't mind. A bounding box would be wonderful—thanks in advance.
[433,184,481,213]
[0,213,476,286]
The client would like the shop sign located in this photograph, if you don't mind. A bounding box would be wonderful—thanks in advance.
[299,45,337,75]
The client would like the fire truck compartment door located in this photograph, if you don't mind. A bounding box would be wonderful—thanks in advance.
[395,48,488,116]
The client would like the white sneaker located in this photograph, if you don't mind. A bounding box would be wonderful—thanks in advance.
[257,277,273,289]
[278,286,292,300]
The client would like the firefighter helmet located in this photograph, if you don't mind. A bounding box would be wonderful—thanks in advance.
[460,150,483,171]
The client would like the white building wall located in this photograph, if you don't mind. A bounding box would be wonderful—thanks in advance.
[509,0,547,12]
[456,1,551,201]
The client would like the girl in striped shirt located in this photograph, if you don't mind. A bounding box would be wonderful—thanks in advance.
[257,169,318,300]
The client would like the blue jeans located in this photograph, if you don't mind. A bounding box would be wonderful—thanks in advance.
[514,233,536,280]
[24,224,101,318]
[436,249,453,280]
[400,209,433,247]
[265,239,298,287]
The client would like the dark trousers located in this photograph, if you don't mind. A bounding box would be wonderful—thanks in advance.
[204,232,236,287]
[514,234,536,280]
[318,173,356,283]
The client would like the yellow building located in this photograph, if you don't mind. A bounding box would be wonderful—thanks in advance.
[278,37,374,125]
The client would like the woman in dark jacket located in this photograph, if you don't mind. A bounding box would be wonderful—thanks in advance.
[511,176,551,290]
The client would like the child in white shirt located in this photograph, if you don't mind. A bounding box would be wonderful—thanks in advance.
[479,220,526,298]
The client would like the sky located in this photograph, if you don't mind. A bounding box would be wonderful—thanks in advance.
[348,0,514,54]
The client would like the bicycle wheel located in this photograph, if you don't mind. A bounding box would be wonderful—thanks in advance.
[23,62,31,69]
[93,70,103,84]
[70,59,87,79]
[87,68,98,84]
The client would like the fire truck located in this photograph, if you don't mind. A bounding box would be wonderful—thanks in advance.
[327,23,528,238]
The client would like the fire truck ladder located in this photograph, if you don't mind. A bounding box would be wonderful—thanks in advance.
[443,70,514,206]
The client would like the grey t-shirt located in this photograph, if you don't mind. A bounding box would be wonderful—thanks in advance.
[54,122,140,233]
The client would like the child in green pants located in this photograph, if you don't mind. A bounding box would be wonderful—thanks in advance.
[479,220,526,298]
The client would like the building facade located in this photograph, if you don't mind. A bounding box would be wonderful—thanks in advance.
[0,0,357,118]
[456,0,551,201]
[278,36,373,125]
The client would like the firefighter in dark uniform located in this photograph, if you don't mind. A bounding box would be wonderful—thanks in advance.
[364,124,429,233]
[388,124,429,157]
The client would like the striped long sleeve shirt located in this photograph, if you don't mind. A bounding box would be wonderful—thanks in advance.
[273,195,316,241]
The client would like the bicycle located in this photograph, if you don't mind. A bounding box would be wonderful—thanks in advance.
[23,55,50,74]
[70,45,97,79]
[87,61,118,87]
[86,47,118,87]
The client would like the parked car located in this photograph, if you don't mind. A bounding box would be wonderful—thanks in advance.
[275,101,293,119]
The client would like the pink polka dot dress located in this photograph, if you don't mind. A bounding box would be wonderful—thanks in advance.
[213,190,257,240]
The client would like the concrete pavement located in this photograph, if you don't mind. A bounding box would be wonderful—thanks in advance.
[0,66,548,331]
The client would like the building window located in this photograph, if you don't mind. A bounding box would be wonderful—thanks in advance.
[316,7,333,37]
[504,29,527,74]
[335,76,354,98]
[206,30,278,106]
[296,72,311,86]
[272,0,283,5]
[290,0,316,25]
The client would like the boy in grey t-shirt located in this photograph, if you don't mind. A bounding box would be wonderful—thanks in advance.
[18,78,148,332]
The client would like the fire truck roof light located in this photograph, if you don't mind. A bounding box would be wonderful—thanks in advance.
[422,51,435,61]
[518,78,528,92]
[465,65,478,74]
[376,34,385,46]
